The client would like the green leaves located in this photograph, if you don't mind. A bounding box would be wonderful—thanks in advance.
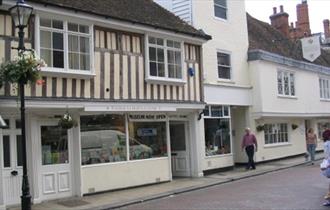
[0,50,45,88]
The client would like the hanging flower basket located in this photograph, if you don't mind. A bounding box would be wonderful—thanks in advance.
[58,113,77,129]
[256,125,265,132]
[0,50,46,88]
[291,124,299,130]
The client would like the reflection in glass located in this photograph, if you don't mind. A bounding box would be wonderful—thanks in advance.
[80,115,126,165]
[129,121,167,160]
[3,135,10,168]
[41,126,68,165]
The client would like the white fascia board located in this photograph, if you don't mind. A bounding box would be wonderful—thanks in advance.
[252,111,330,119]
[0,99,205,112]
[2,0,207,45]
[204,84,252,106]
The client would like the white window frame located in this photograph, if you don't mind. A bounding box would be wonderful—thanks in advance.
[277,69,296,98]
[35,14,95,77]
[216,50,232,81]
[203,105,230,119]
[145,34,185,85]
[214,0,228,20]
[264,123,289,146]
[319,77,330,101]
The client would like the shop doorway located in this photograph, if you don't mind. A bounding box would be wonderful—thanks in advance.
[38,122,73,200]
[1,118,22,206]
[170,122,190,177]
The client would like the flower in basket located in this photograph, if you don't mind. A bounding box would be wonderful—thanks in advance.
[58,113,77,129]
[256,125,265,132]
[0,50,46,88]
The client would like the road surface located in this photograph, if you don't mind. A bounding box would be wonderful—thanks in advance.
[119,163,329,210]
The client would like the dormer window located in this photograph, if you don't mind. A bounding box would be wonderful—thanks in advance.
[38,17,93,75]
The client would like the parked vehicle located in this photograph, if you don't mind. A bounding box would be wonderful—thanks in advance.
[81,130,152,164]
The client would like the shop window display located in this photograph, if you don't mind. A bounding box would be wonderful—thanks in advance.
[205,119,231,156]
[129,121,167,160]
[204,105,231,156]
[80,115,126,165]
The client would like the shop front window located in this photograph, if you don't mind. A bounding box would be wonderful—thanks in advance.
[318,122,330,139]
[205,118,231,156]
[80,115,126,165]
[128,121,167,160]
[204,105,231,156]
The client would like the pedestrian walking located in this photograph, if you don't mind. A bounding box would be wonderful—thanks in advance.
[321,126,330,206]
[306,128,317,164]
[241,127,258,170]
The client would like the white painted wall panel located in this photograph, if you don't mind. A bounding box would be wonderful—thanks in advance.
[81,158,171,193]
[204,85,252,106]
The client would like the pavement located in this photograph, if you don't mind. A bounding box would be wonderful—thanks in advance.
[8,153,324,210]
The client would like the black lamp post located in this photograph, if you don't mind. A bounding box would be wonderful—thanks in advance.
[9,1,33,210]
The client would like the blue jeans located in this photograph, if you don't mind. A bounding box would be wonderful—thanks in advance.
[307,144,316,161]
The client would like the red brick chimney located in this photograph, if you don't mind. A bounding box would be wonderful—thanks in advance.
[296,0,311,37]
[270,5,290,38]
[324,19,330,39]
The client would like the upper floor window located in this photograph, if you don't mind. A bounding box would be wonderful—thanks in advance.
[319,78,330,100]
[147,36,183,80]
[217,52,231,80]
[39,18,92,73]
[264,123,288,145]
[214,0,227,20]
[277,70,295,96]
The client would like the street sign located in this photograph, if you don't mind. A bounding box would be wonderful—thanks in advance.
[301,35,321,62]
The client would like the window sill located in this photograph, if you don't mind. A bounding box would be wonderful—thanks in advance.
[213,16,228,22]
[277,95,297,100]
[217,79,234,84]
[81,157,169,168]
[264,142,291,148]
[145,77,186,86]
[41,68,96,79]
[205,153,233,159]
[321,99,330,102]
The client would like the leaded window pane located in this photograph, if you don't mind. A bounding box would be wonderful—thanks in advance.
[80,54,90,71]
[68,23,79,32]
[80,37,90,53]
[52,20,63,29]
[290,73,295,96]
[284,73,289,95]
[278,71,283,95]
[40,30,51,48]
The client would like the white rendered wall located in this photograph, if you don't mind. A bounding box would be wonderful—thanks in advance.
[254,118,306,163]
[81,158,171,194]
[192,0,250,87]
[249,60,330,116]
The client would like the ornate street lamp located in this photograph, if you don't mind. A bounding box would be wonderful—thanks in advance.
[9,1,33,209]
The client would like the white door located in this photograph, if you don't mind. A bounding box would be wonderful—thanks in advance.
[39,123,72,200]
[170,122,190,177]
[1,118,23,206]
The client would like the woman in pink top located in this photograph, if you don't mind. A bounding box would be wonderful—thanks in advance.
[306,128,317,164]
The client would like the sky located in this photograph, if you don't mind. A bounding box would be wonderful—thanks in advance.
[245,0,330,34]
